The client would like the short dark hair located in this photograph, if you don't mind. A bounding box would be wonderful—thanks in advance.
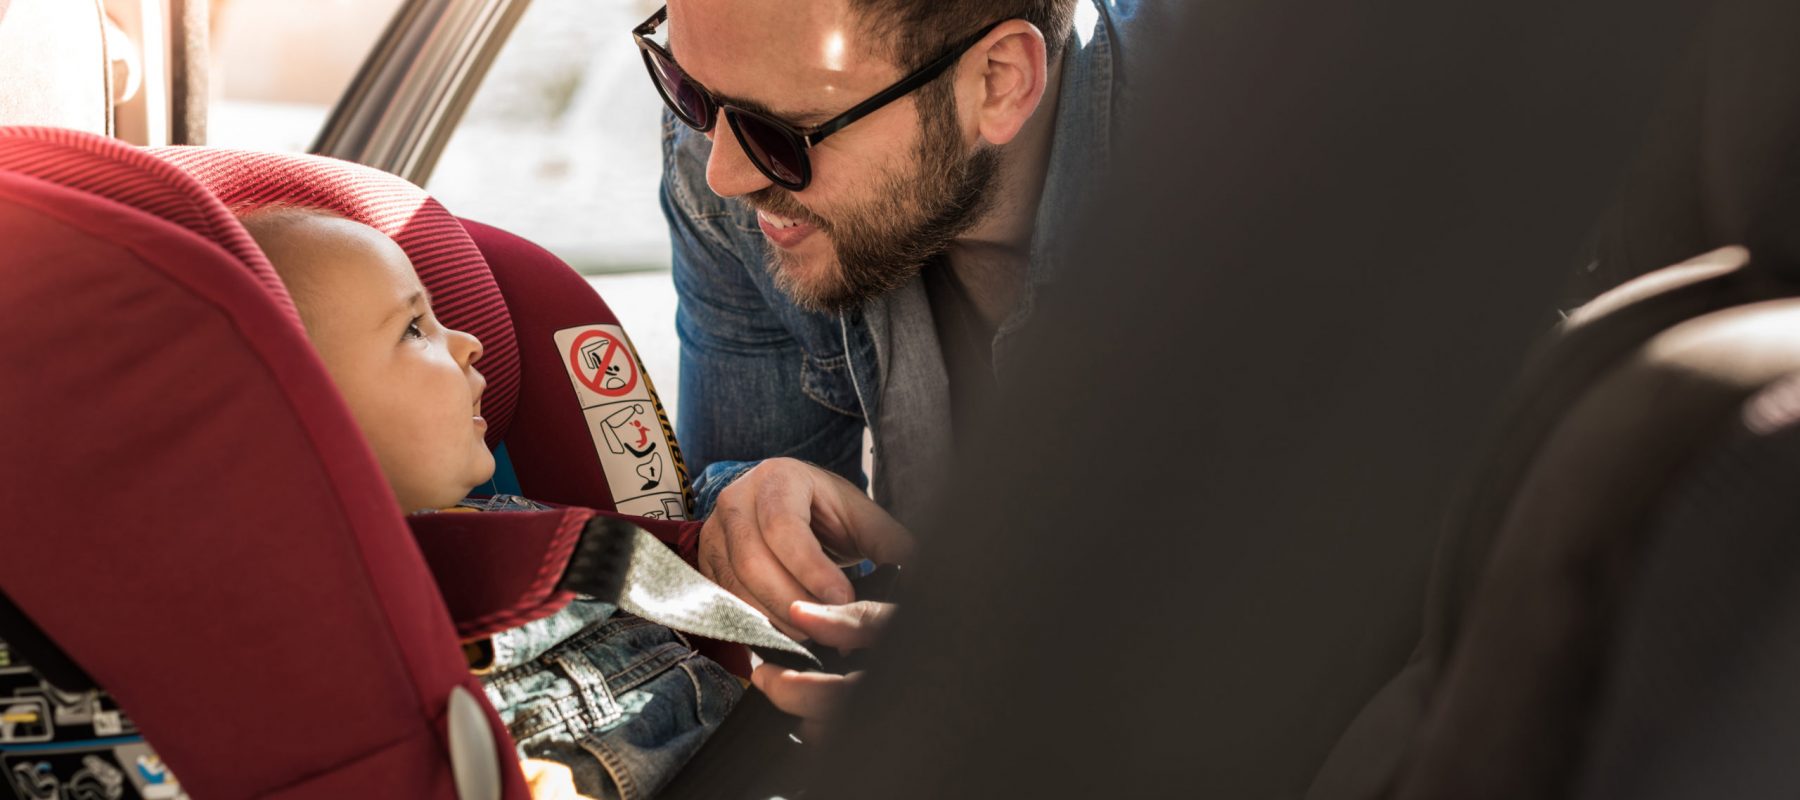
[852,0,1081,72]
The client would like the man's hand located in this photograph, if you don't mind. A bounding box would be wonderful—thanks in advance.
[698,458,913,635]
[751,600,895,741]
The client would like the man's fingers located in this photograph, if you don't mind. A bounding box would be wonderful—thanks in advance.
[701,459,902,639]
[720,507,815,637]
[787,600,895,651]
[708,553,802,639]
[756,477,856,605]
[703,506,809,637]
[807,472,916,566]
[751,664,863,723]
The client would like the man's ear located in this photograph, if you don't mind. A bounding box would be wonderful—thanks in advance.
[956,19,1051,147]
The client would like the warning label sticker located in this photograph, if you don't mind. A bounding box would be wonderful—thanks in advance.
[554,325,690,520]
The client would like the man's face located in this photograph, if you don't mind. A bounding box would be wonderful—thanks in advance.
[668,0,1000,312]
[255,214,495,512]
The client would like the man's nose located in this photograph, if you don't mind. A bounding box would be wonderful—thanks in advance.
[704,115,774,198]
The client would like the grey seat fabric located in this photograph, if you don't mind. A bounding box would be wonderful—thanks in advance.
[1574,375,1800,800]
[1568,0,1800,306]
[0,0,112,135]
[1312,0,1800,793]
[1310,250,1800,800]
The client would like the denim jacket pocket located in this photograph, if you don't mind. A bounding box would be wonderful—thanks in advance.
[484,614,741,800]
[800,352,863,418]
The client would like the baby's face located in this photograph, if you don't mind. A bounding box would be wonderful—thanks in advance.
[258,214,495,511]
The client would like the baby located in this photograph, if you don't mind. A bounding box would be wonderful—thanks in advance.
[239,207,740,800]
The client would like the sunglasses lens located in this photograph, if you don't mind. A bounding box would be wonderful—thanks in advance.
[731,113,808,189]
[644,47,710,128]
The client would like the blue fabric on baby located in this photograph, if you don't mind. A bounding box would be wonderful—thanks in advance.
[459,495,741,799]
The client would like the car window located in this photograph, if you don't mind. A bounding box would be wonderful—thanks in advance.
[426,0,680,418]
[208,0,406,152]
[427,0,669,276]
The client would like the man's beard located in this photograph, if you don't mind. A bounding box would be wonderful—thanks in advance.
[748,87,1002,314]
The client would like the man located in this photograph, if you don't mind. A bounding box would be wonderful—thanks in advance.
[648,0,1147,607]
[641,0,1152,726]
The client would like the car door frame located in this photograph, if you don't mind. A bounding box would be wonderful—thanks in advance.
[311,0,531,184]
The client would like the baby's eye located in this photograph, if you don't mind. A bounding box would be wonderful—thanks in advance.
[404,316,425,340]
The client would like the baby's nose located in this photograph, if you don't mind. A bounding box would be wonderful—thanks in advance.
[452,328,484,365]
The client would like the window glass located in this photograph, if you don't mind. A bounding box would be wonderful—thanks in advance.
[429,0,670,274]
[207,0,406,152]
[430,0,680,416]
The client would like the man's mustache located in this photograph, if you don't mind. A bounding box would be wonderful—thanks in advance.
[745,189,827,229]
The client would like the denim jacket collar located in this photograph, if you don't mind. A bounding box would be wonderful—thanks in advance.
[998,3,1118,367]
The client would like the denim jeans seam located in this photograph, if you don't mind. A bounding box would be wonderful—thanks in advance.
[506,692,588,743]
[549,613,660,656]
[806,349,849,369]
[678,655,740,727]
[800,354,863,417]
[578,733,642,800]
[547,615,692,694]
[553,650,624,732]
[603,642,695,696]
[801,383,863,418]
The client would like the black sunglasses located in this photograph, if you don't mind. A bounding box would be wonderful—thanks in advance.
[634,6,1001,191]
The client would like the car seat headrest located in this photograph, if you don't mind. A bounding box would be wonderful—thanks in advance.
[152,147,523,449]
[0,127,291,314]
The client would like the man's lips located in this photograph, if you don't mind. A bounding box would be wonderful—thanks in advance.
[756,208,819,249]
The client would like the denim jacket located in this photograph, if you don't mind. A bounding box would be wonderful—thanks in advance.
[664,1,1163,528]
[456,496,741,800]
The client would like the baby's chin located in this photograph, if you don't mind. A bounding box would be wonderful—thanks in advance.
[463,448,498,496]
[413,458,496,511]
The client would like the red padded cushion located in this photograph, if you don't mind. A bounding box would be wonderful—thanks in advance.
[150,148,523,451]
[458,220,685,512]
[0,129,527,799]
[0,127,293,319]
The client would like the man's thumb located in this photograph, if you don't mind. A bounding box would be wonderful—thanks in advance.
[789,600,894,651]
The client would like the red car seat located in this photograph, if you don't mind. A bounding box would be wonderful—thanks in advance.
[151,147,698,536]
[149,146,735,671]
[0,127,717,798]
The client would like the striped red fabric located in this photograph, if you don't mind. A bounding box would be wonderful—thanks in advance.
[0,126,295,321]
[152,148,523,449]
